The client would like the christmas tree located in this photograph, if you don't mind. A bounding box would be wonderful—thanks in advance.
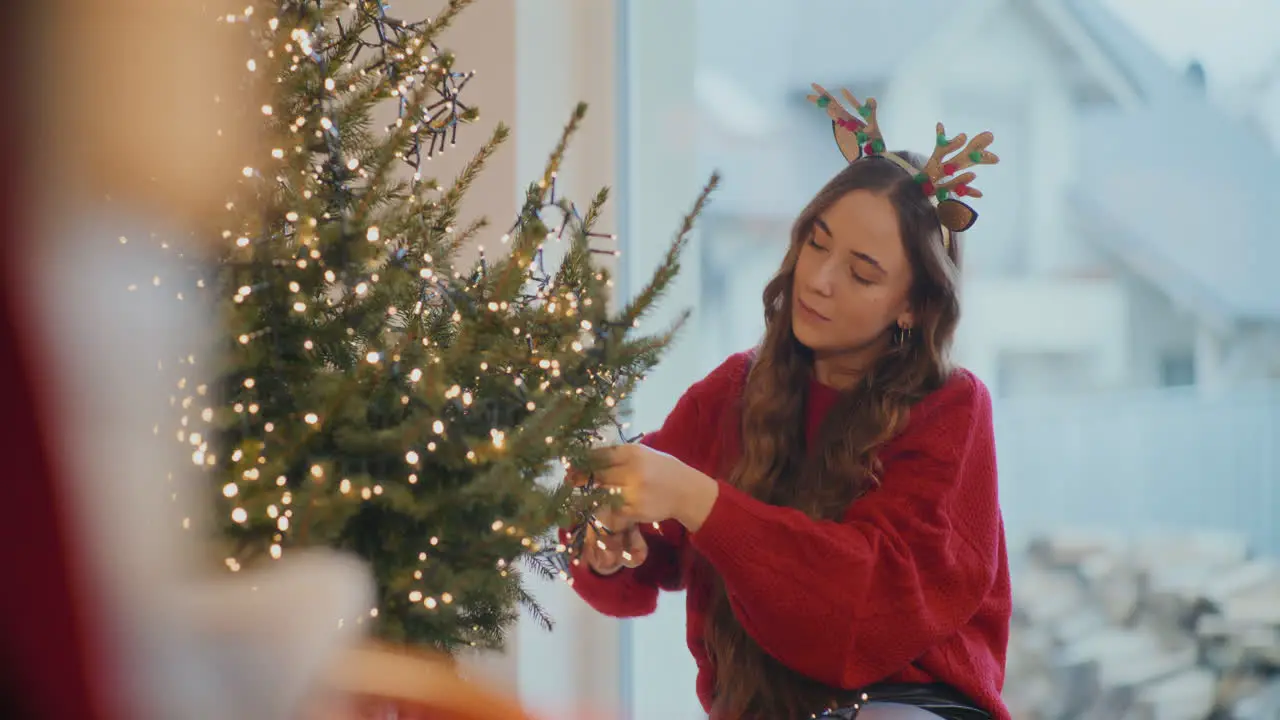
[188,0,716,652]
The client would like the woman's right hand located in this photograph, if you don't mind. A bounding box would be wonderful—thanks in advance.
[580,507,649,576]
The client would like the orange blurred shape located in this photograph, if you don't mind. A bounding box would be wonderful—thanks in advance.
[38,0,262,225]
[311,642,543,720]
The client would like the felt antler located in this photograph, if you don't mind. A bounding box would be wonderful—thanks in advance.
[917,123,1000,232]
[920,123,999,198]
[806,83,885,162]
[807,81,1000,235]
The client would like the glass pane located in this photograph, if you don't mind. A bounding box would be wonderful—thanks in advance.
[619,1,1280,718]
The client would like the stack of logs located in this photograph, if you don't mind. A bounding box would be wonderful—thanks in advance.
[1003,531,1280,720]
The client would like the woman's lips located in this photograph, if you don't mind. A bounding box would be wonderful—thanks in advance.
[796,297,830,322]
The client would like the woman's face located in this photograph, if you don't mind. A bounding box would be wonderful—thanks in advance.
[791,189,915,361]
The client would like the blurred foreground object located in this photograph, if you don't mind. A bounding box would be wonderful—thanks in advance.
[3,1,376,719]
[38,0,263,223]
[309,643,538,720]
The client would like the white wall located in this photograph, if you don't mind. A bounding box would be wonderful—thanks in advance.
[1122,273,1197,388]
[509,2,633,718]
[618,1,711,718]
[879,0,1147,396]
[995,381,1280,555]
[891,0,1111,280]
[953,277,1129,394]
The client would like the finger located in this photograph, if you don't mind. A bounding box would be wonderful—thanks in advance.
[620,526,648,568]
[589,444,631,469]
[586,546,624,575]
[592,505,631,534]
[584,527,625,573]
[596,503,636,527]
[591,465,630,498]
[566,467,591,488]
[590,533,622,564]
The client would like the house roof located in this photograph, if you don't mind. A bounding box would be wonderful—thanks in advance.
[695,0,1134,219]
[695,0,1280,325]
[1064,0,1280,323]
[691,0,955,218]
[784,0,952,87]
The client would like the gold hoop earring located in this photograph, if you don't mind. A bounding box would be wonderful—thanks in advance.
[894,324,913,347]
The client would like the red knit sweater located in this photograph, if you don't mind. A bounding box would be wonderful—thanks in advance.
[566,351,1011,719]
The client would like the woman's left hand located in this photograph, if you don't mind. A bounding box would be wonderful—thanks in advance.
[589,444,720,531]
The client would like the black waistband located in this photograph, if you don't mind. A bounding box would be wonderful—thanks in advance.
[818,683,992,720]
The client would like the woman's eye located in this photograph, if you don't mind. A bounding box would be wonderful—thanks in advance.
[844,266,875,283]
[807,237,827,251]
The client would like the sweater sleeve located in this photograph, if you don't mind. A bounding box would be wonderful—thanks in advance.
[565,354,748,618]
[688,372,1001,689]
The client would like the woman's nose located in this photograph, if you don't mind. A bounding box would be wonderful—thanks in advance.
[805,258,838,297]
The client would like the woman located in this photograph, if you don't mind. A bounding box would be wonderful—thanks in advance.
[565,85,1011,720]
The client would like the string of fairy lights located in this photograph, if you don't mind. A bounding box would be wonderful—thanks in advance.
[169,0,671,641]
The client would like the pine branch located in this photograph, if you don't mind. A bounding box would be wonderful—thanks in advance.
[409,0,475,49]
[486,105,589,302]
[500,567,552,633]
[446,216,488,257]
[522,551,562,583]
[511,102,589,225]
[429,123,510,250]
[618,172,720,327]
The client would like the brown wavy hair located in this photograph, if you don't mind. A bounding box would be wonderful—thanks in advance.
[703,152,963,719]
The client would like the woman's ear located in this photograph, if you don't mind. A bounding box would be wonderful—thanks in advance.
[896,311,915,330]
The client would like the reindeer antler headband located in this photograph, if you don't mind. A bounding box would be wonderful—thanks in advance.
[806,83,999,249]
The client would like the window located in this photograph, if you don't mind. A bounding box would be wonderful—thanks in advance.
[1160,351,1196,387]
[614,2,1280,718]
